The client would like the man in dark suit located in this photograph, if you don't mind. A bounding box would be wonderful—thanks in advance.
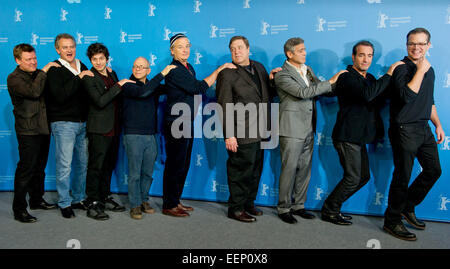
[82,43,134,220]
[216,36,279,223]
[321,40,402,225]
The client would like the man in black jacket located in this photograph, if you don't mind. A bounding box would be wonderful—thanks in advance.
[384,28,444,241]
[321,40,402,225]
[45,33,92,218]
[7,43,59,222]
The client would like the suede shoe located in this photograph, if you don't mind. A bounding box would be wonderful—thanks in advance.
[130,207,143,220]
[401,211,426,230]
[383,223,417,241]
[141,202,155,214]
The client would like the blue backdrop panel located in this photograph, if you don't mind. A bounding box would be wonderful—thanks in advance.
[1,0,449,222]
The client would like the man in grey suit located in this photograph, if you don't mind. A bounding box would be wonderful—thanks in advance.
[274,37,346,224]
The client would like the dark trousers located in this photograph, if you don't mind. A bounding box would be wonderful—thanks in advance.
[162,122,193,209]
[384,123,441,225]
[85,133,120,203]
[322,141,370,215]
[227,141,264,214]
[13,134,50,214]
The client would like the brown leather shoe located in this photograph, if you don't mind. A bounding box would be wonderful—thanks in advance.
[245,206,263,216]
[162,207,189,217]
[141,202,155,214]
[228,211,256,223]
[178,203,194,212]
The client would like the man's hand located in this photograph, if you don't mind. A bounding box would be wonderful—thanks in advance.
[269,67,282,80]
[79,70,94,79]
[416,57,431,73]
[436,125,445,144]
[386,61,405,76]
[161,64,177,76]
[225,137,238,153]
[328,70,348,84]
[42,62,61,73]
[118,79,136,86]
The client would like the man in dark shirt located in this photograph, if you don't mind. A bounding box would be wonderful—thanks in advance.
[320,41,402,225]
[7,43,59,223]
[384,28,445,241]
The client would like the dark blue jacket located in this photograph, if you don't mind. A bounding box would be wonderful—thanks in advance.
[163,59,209,123]
[122,73,164,135]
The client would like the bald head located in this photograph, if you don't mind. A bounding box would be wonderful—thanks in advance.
[132,56,151,83]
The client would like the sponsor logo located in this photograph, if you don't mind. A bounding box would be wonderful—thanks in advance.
[148,3,156,17]
[149,53,157,66]
[367,0,382,3]
[260,184,270,196]
[444,72,450,88]
[194,0,202,13]
[210,24,236,38]
[0,130,13,138]
[0,37,8,44]
[31,33,53,46]
[195,154,203,167]
[120,30,142,43]
[261,21,288,35]
[316,16,347,32]
[105,6,112,19]
[243,0,251,9]
[211,179,228,193]
[439,195,450,210]
[67,0,81,3]
[76,32,98,45]
[447,5,450,24]
[441,136,450,150]
[194,51,202,65]
[60,8,68,21]
[297,0,305,4]
[377,11,411,28]
[15,8,23,22]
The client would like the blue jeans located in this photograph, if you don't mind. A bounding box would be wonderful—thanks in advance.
[51,121,88,208]
[124,134,157,209]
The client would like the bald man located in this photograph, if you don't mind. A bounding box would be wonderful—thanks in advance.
[122,57,176,219]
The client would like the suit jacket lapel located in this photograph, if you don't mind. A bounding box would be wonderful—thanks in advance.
[236,64,261,98]
[283,61,308,89]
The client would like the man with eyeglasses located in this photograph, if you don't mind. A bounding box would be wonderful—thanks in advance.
[383,28,445,241]
[121,57,176,220]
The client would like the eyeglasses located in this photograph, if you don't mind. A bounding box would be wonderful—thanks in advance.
[407,42,428,47]
[132,65,150,70]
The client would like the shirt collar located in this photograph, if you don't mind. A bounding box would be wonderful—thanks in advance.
[58,58,81,75]
[286,60,307,74]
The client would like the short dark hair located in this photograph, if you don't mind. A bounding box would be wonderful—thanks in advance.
[13,43,35,60]
[406,27,431,43]
[229,36,249,49]
[352,40,374,55]
[54,33,75,49]
[284,37,304,58]
[86,42,109,60]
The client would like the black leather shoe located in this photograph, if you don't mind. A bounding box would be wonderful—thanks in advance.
[14,211,37,223]
[278,212,297,224]
[87,202,109,221]
[103,197,126,212]
[60,206,76,218]
[228,211,256,223]
[321,213,352,225]
[401,211,425,230]
[71,200,88,210]
[30,200,57,210]
[340,213,352,221]
[383,223,417,241]
[245,206,263,216]
[292,209,316,219]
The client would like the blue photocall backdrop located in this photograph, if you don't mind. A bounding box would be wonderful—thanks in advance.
[0,0,449,222]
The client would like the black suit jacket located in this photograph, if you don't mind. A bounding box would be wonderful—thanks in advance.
[216,60,275,145]
[332,65,391,144]
[82,68,122,134]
